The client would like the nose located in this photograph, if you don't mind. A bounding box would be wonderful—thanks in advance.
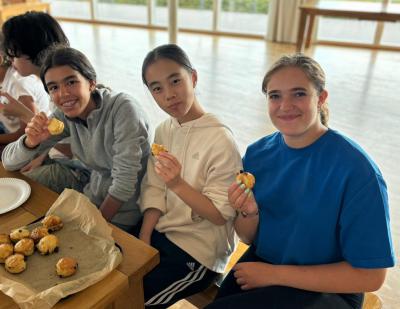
[59,84,69,97]
[165,86,176,101]
[280,95,293,111]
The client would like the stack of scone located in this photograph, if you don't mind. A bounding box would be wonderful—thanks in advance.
[0,215,78,278]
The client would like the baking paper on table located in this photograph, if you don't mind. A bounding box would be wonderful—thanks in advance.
[0,189,123,308]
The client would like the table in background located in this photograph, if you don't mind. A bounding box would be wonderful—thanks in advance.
[297,0,400,52]
[0,166,159,308]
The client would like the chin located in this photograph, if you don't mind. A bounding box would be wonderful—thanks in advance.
[63,111,79,118]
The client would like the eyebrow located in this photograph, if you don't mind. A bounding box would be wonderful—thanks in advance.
[148,72,181,88]
[46,74,77,88]
[267,87,307,95]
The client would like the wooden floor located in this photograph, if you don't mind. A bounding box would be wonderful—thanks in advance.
[59,21,400,308]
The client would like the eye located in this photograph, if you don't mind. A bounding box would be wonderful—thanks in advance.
[268,93,280,101]
[172,78,181,85]
[294,91,307,97]
[48,85,58,93]
[151,86,161,93]
[66,79,78,87]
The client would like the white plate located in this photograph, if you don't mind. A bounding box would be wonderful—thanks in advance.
[0,178,31,214]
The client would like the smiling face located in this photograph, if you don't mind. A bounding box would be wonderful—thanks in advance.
[144,58,203,123]
[266,66,328,148]
[45,65,96,119]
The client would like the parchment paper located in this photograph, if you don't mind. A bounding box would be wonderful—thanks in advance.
[0,189,123,309]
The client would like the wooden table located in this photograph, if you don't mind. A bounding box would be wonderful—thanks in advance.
[296,0,400,52]
[0,167,159,309]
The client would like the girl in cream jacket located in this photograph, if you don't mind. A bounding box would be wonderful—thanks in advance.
[139,44,242,308]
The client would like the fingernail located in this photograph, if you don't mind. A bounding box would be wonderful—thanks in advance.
[240,184,246,190]
[247,190,252,196]
[244,188,250,194]
[236,179,241,184]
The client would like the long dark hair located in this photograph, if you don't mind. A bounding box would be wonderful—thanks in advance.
[2,12,69,66]
[142,44,194,86]
[40,45,96,92]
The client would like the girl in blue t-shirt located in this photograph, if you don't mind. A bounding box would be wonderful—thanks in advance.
[206,54,395,309]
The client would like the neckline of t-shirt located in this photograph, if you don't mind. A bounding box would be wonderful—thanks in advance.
[279,128,333,153]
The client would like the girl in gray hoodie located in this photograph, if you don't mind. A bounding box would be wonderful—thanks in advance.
[2,46,150,231]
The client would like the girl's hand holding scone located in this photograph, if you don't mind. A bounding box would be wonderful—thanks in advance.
[229,171,258,217]
[151,143,168,156]
[48,118,64,135]
[24,112,52,148]
[154,152,183,190]
[236,170,256,189]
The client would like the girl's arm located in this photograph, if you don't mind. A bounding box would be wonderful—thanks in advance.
[0,92,35,124]
[0,120,26,144]
[0,95,37,144]
[99,194,123,222]
[228,181,259,244]
[234,260,386,293]
[139,208,162,244]
[233,212,259,245]
[155,152,226,226]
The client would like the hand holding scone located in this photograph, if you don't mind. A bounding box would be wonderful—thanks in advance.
[48,118,64,135]
[228,172,259,217]
[154,152,183,190]
[151,143,168,156]
[24,112,52,148]
[235,171,256,189]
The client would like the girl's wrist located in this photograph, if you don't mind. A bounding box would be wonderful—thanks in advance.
[240,209,259,218]
[168,177,185,193]
[23,136,39,149]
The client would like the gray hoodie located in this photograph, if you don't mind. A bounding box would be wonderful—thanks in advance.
[2,88,150,228]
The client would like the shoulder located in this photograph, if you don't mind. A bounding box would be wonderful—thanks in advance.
[98,88,136,107]
[245,131,281,156]
[98,88,148,119]
[323,130,382,176]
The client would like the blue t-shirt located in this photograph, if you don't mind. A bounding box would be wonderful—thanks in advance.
[243,129,395,269]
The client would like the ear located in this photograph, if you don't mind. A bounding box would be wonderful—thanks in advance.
[191,70,198,88]
[318,90,328,108]
[89,80,96,92]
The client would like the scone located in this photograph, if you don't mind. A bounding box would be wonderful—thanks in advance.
[0,243,14,263]
[151,143,168,156]
[41,215,63,232]
[10,228,30,243]
[236,170,256,189]
[5,254,26,274]
[37,234,59,255]
[0,233,11,244]
[56,257,78,278]
[14,238,35,256]
[30,226,49,243]
[48,118,64,135]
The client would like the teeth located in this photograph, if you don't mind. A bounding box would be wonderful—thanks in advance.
[62,100,75,107]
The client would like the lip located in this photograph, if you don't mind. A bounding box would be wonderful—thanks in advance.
[60,99,78,109]
[278,114,300,121]
[168,102,181,110]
